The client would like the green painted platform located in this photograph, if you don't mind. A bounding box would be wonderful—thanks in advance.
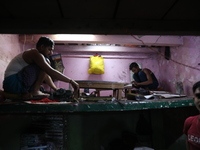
[0,96,194,113]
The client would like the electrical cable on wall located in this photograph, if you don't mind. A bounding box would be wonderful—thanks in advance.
[131,35,200,72]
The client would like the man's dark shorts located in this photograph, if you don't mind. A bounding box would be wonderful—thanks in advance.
[3,64,40,94]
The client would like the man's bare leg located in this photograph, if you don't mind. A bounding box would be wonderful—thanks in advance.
[31,71,50,97]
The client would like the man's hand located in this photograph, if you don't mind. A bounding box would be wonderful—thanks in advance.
[70,80,79,95]
[131,81,137,86]
[131,81,140,89]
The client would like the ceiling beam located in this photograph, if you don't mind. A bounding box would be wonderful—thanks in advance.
[60,54,151,59]
[54,45,159,53]
[1,19,200,35]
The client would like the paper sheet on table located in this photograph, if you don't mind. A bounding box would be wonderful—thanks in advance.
[154,93,186,98]
[159,94,186,98]
[150,91,169,94]
[144,93,186,99]
[124,84,132,88]
[144,95,154,99]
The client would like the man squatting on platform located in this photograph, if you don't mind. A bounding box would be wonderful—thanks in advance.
[3,36,79,99]
[129,62,159,90]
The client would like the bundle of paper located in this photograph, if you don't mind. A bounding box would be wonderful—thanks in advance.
[155,93,186,99]
[145,92,186,99]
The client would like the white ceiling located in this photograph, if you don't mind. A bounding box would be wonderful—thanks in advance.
[0,0,200,35]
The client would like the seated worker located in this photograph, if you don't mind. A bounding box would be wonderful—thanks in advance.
[129,62,159,90]
[183,81,200,150]
[3,36,79,99]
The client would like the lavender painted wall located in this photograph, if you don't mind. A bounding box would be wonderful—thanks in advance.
[0,34,21,89]
[158,36,200,96]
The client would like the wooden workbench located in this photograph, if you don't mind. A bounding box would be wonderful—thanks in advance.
[76,80,126,99]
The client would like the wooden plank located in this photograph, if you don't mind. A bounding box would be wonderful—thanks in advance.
[76,81,125,89]
[76,81,126,99]
[55,45,158,53]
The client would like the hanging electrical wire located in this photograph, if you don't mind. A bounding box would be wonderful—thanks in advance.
[131,35,200,72]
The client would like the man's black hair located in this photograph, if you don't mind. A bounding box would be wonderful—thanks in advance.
[36,37,54,49]
[129,62,139,70]
[192,81,200,93]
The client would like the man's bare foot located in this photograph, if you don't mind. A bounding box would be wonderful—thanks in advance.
[32,91,50,97]
[22,93,33,100]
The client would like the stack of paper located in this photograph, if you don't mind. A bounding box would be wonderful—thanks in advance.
[124,84,132,88]
[144,91,186,99]
[155,93,186,98]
